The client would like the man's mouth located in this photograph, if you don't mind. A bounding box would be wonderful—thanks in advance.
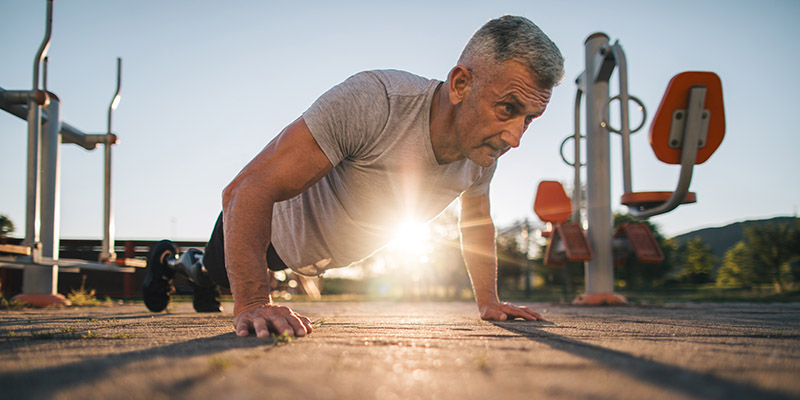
[483,144,509,157]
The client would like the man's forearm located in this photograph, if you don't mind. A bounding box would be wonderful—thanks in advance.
[460,221,500,308]
[222,185,275,316]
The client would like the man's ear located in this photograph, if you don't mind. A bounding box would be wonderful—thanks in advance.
[448,65,472,105]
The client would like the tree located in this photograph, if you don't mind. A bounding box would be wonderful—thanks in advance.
[716,241,756,287]
[677,237,715,284]
[744,220,799,293]
[0,215,14,239]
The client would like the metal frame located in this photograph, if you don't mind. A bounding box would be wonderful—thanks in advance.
[0,1,136,299]
[564,32,714,302]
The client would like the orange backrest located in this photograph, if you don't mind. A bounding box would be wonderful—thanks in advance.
[534,181,572,224]
[650,71,725,164]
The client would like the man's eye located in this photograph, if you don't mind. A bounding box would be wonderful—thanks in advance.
[525,115,534,125]
[499,104,514,117]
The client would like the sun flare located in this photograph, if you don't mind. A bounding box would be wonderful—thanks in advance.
[389,220,431,255]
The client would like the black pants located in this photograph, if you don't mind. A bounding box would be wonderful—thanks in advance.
[202,212,288,289]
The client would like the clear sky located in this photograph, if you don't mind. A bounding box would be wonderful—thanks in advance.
[1,0,798,242]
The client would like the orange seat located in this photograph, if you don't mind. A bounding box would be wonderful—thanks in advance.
[650,71,725,165]
[620,191,696,210]
[614,223,664,263]
[534,181,572,224]
[622,71,724,217]
[544,222,594,267]
[534,181,593,267]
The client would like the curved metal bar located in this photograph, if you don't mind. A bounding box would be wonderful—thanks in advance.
[101,58,122,262]
[32,0,53,92]
[107,58,122,136]
[572,84,584,223]
[611,42,634,194]
[629,86,706,219]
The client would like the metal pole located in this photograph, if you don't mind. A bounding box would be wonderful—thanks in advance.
[23,94,61,295]
[101,58,122,262]
[24,98,42,254]
[23,0,53,258]
[41,93,61,261]
[584,33,615,295]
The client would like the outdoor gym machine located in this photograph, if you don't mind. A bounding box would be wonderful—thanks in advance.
[0,0,142,306]
[534,33,725,305]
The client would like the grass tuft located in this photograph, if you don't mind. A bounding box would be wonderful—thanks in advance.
[208,356,232,372]
[271,331,294,344]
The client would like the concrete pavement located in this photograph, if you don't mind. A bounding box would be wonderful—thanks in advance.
[1,301,799,399]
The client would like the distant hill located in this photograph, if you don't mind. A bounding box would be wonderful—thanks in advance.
[672,216,797,261]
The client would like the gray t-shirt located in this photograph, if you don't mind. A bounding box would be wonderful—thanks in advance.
[271,70,497,276]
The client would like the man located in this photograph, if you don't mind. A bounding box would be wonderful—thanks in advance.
[143,15,564,339]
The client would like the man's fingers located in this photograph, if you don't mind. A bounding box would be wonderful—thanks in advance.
[487,303,547,322]
[300,315,313,334]
[509,305,546,321]
[252,317,270,338]
[233,306,315,339]
[267,314,294,337]
[285,314,308,337]
[235,319,251,337]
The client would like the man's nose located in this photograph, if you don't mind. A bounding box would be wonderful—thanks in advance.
[500,120,525,148]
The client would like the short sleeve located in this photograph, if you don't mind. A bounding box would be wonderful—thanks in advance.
[462,161,497,197]
[302,72,390,166]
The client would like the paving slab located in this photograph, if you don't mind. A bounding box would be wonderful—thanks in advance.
[1,301,799,400]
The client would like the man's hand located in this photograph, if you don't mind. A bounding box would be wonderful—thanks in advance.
[234,303,313,338]
[479,301,546,321]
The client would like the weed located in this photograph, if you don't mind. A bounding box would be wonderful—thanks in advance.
[59,327,77,334]
[0,296,28,310]
[110,332,135,339]
[475,354,490,373]
[67,276,102,306]
[31,331,55,339]
[271,331,294,344]
[208,356,232,372]
[82,330,102,339]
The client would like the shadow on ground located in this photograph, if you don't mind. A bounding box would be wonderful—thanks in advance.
[494,321,795,400]
[0,331,274,398]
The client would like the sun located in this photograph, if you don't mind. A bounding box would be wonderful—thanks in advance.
[389,220,431,255]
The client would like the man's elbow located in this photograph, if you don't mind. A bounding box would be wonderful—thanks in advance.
[222,176,278,214]
[222,178,243,213]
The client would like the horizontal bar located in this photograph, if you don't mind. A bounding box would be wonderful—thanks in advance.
[0,89,47,106]
[0,244,32,256]
[1,87,118,151]
[0,255,138,272]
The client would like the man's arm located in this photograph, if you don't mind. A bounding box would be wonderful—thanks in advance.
[459,192,545,321]
[222,117,332,338]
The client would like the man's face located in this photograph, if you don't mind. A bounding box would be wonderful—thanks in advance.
[453,61,552,167]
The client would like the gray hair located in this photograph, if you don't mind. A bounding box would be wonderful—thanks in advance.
[458,16,565,88]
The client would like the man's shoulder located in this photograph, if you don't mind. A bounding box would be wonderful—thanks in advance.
[354,70,439,96]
